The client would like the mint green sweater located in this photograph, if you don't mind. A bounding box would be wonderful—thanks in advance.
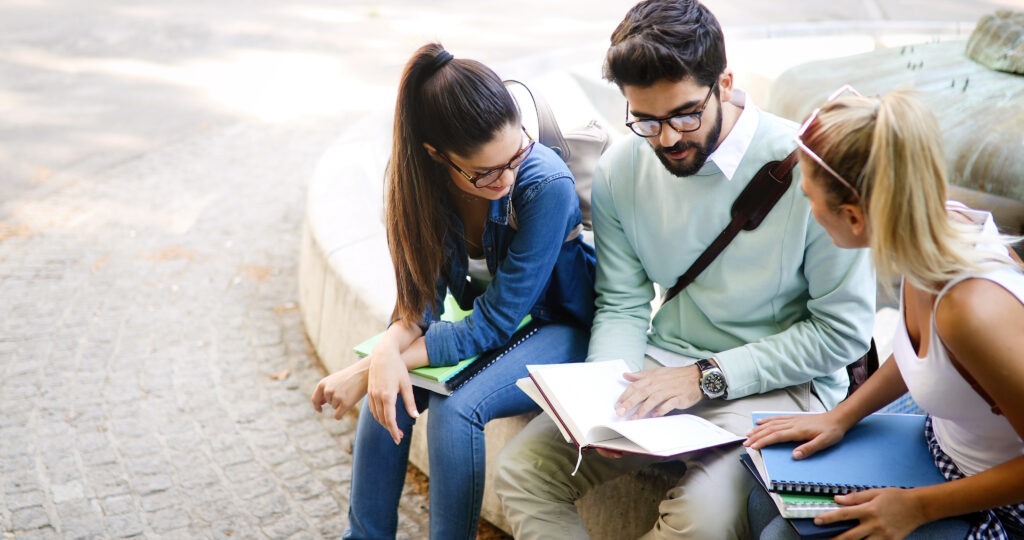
[588,106,875,409]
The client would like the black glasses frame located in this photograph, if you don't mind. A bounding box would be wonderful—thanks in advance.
[438,127,535,188]
[625,82,718,138]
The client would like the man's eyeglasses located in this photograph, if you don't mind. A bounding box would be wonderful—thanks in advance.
[625,82,718,138]
[439,127,535,188]
[795,85,863,198]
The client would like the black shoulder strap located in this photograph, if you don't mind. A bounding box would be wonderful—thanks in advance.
[664,150,799,304]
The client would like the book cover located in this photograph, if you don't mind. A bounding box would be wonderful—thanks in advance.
[752,412,946,495]
[524,360,744,457]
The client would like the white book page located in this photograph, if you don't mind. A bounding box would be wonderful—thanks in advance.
[527,360,632,445]
[515,377,573,444]
[590,414,743,457]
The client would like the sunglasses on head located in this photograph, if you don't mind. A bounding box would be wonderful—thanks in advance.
[795,84,864,199]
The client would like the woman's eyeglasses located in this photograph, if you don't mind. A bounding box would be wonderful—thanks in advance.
[625,82,717,138]
[795,85,863,198]
[439,127,535,188]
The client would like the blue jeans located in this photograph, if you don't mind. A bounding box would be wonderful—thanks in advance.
[747,484,971,539]
[344,323,589,540]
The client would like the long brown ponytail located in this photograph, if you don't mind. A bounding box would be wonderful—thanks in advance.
[385,43,519,325]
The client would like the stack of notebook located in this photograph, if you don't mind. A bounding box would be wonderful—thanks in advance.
[744,412,946,537]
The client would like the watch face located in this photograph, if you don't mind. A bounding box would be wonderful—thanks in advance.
[702,371,727,397]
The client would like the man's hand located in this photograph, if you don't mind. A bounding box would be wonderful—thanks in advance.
[615,365,703,419]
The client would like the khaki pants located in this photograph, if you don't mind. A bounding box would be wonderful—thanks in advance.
[495,360,825,540]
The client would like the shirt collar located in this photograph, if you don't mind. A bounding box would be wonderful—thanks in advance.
[708,89,759,181]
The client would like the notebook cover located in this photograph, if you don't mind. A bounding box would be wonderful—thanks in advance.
[753,413,945,495]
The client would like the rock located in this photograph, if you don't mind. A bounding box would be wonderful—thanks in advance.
[966,11,1024,74]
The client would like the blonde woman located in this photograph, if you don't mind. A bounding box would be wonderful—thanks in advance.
[746,88,1024,539]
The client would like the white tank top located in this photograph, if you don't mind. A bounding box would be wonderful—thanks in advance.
[892,207,1024,476]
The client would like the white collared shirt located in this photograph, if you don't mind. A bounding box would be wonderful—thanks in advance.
[707,89,759,181]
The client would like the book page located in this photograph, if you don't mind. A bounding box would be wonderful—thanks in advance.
[591,414,743,457]
[515,377,573,444]
[527,360,631,446]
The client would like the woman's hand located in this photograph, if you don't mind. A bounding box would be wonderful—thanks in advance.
[366,344,419,445]
[820,488,929,540]
[744,411,849,460]
[311,358,371,420]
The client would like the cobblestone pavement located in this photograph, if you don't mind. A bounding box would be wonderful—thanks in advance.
[0,117,435,538]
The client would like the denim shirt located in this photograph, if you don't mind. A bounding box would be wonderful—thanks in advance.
[422,143,596,367]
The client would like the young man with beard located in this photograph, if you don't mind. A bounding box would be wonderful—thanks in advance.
[495,1,877,538]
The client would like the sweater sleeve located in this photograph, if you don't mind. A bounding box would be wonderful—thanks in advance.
[586,148,654,370]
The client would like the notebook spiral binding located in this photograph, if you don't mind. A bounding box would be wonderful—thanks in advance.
[771,481,879,495]
[447,323,542,393]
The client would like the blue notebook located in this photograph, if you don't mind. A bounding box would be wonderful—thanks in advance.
[752,412,946,495]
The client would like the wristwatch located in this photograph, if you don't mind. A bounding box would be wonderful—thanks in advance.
[697,358,728,399]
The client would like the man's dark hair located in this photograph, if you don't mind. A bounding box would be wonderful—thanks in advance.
[604,0,726,89]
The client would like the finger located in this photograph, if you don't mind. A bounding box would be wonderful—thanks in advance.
[792,435,832,459]
[755,415,794,426]
[622,371,642,382]
[632,390,669,419]
[594,448,625,459]
[380,393,402,444]
[815,506,856,525]
[311,383,325,412]
[368,392,380,425]
[835,490,875,506]
[399,379,419,419]
[334,402,347,420]
[651,396,684,417]
[615,387,640,417]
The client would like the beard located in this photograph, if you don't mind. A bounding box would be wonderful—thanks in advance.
[653,103,723,178]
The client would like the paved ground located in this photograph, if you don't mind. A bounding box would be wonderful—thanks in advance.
[0,1,1015,538]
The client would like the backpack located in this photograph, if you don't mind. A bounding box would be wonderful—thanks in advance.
[505,80,612,231]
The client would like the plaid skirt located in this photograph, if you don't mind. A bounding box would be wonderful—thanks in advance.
[925,416,1024,540]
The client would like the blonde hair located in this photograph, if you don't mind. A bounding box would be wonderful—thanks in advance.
[801,89,1018,293]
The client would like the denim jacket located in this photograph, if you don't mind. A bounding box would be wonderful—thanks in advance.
[421,143,596,367]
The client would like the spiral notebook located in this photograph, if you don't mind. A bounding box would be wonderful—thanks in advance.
[753,412,946,495]
[354,295,533,395]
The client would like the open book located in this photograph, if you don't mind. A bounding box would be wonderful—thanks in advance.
[520,360,744,457]
[354,296,533,395]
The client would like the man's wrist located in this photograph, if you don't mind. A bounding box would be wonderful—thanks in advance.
[697,357,728,399]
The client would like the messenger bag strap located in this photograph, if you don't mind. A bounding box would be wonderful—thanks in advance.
[664,150,799,304]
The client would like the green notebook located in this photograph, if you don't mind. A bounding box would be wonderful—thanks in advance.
[354,295,533,394]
